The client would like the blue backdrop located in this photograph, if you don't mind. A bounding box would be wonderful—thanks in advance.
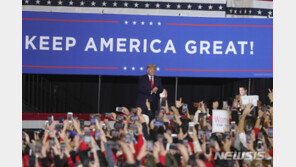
[22,11,273,78]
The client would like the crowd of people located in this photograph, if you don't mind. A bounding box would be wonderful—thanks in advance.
[22,88,273,167]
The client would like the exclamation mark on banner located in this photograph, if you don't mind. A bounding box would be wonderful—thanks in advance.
[250,41,254,55]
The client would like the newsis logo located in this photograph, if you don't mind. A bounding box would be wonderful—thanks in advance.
[214,152,265,160]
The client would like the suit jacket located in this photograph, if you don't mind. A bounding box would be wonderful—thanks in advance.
[136,74,163,113]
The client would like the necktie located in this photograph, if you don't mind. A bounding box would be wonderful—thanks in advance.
[150,76,153,89]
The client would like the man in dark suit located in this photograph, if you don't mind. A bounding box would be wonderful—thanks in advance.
[136,64,163,121]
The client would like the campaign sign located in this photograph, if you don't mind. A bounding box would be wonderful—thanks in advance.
[212,110,229,133]
[23,11,273,78]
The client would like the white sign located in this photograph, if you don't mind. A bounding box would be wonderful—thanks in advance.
[241,95,259,106]
[212,110,229,133]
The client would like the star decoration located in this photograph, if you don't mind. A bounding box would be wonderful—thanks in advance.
[25,0,29,4]
[244,9,247,14]
[166,3,171,8]
[239,10,242,14]
[268,11,272,16]
[140,67,143,71]
[234,10,237,14]
[156,3,160,8]
[257,10,262,15]
[69,0,73,5]
[177,4,181,9]
[47,0,51,5]
[249,10,252,14]
[36,0,40,5]
[229,9,232,13]
[80,1,84,6]
[156,67,160,71]
[102,1,107,7]
[198,4,202,9]
[133,21,136,25]
[124,21,128,24]
[141,21,145,25]
[113,2,117,7]
[58,0,62,5]
[124,2,128,7]
[134,3,139,8]
[157,22,161,26]
[149,21,153,25]
[123,66,127,70]
[91,1,96,6]
[187,4,192,9]
[208,5,213,10]
[219,5,223,10]
[145,3,149,8]
[132,67,135,71]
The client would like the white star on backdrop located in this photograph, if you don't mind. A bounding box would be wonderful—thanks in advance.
[239,10,242,14]
[177,4,181,9]
[80,1,84,6]
[166,3,171,8]
[58,0,62,5]
[234,10,237,14]
[124,21,128,24]
[244,9,247,14]
[25,0,29,4]
[69,0,73,5]
[229,9,232,13]
[156,67,160,71]
[141,21,145,25]
[124,2,128,7]
[123,66,127,70]
[249,10,252,14]
[257,10,262,15]
[208,5,213,10]
[268,11,272,16]
[187,4,192,9]
[149,21,153,25]
[156,3,160,8]
[157,22,161,26]
[132,67,135,71]
[133,21,136,25]
[36,0,40,5]
[198,4,202,9]
[113,2,117,7]
[134,3,139,8]
[140,67,143,71]
[102,1,106,7]
[47,0,51,5]
[219,5,223,10]
[91,1,96,6]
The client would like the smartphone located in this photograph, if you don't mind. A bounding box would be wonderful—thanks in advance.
[165,114,175,120]
[230,121,236,132]
[60,142,66,153]
[95,129,100,140]
[205,131,211,141]
[116,107,123,112]
[49,138,55,147]
[183,139,188,146]
[210,138,215,147]
[198,130,204,139]
[105,113,112,118]
[258,131,263,140]
[48,115,54,125]
[147,140,153,151]
[131,108,138,114]
[268,128,273,138]
[34,141,42,153]
[84,130,91,143]
[169,143,178,151]
[246,134,251,144]
[67,112,73,124]
[188,122,194,135]
[130,115,139,121]
[157,134,164,143]
[44,121,49,130]
[160,98,166,107]
[116,115,124,121]
[182,104,188,114]
[223,101,228,107]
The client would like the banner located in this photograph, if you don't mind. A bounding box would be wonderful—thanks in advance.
[22,11,273,78]
[212,110,229,133]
